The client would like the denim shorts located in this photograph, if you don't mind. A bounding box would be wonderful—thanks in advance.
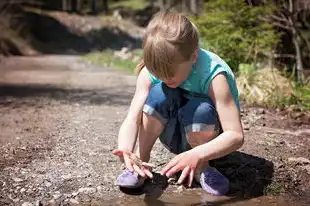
[143,82,222,154]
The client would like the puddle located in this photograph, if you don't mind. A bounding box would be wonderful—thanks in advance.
[103,190,306,206]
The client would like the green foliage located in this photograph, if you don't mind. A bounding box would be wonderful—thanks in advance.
[288,83,310,110]
[109,0,148,10]
[191,0,280,71]
[81,49,143,73]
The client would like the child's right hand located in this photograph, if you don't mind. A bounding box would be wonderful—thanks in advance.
[112,149,155,178]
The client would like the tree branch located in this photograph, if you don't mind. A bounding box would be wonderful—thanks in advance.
[246,0,253,6]
[272,54,296,59]
[288,0,293,13]
[269,14,288,23]
[259,16,291,31]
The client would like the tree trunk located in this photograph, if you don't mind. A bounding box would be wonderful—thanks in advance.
[71,0,77,12]
[288,0,304,83]
[62,0,70,11]
[91,0,97,14]
[166,0,173,10]
[190,0,197,14]
[158,0,165,10]
[292,29,304,82]
[102,0,108,13]
[181,0,186,12]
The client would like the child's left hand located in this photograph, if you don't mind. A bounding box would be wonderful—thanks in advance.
[160,150,201,187]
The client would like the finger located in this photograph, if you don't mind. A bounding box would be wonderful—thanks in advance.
[112,149,123,156]
[124,155,134,172]
[141,162,155,168]
[160,159,178,176]
[166,164,182,178]
[188,169,194,187]
[133,164,146,177]
[178,166,190,184]
[143,168,153,179]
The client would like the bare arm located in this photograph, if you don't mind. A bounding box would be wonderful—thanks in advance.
[118,67,152,152]
[193,74,244,160]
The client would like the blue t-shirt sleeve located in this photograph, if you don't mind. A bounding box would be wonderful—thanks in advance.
[202,64,227,95]
[147,71,161,85]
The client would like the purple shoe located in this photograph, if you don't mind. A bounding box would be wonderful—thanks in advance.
[197,167,229,196]
[116,169,146,188]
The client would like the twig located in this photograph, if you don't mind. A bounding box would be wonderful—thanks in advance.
[256,126,310,136]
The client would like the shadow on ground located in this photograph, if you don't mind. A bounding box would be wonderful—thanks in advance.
[118,151,274,203]
[0,84,134,106]
[212,151,274,197]
[21,11,141,55]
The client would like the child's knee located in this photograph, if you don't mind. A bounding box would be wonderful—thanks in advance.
[178,98,221,147]
[143,83,183,123]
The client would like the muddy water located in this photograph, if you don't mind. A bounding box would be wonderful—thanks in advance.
[104,191,306,206]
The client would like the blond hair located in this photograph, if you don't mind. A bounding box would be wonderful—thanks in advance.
[136,12,199,79]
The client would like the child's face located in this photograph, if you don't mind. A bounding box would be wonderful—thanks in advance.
[163,51,198,88]
[163,61,192,88]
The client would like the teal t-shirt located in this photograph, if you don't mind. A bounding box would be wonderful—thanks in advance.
[147,48,240,110]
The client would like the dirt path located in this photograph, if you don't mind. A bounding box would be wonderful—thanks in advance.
[0,55,309,206]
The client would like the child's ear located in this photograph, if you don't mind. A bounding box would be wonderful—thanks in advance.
[192,49,199,64]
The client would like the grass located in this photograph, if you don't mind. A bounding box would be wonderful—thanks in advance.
[289,82,310,110]
[81,49,143,74]
[109,0,149,10]
[237,64,310,110]
[264,181,282,196]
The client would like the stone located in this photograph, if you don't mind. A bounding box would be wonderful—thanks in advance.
[288,157,310,165]
[64,161,71,166]
[292,112,304,119]
[53,194,62,200]
[35,200,42,206]
[78,187,97,194]
[64,193,72,198]
[71,191,79,197]
[22,202,33,206]
[70,198,80,204]
[243,124,250,130]
[44,181,52,187]
[13,198,20,203]
[12,177,23,182]
[257,108,265,114]
[20,188,26,193]
[168,177,176,184]
[48,199,56,204]
[61,174,72,180]
[176,185,185,193]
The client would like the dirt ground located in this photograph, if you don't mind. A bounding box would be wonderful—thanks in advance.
[0,55,309,206]
[1,8,310,206]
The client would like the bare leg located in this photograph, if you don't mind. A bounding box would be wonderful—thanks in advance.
[135,113,165,162]
[187,131,217,169]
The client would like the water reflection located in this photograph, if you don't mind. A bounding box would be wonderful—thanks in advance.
[106,191,304,206]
